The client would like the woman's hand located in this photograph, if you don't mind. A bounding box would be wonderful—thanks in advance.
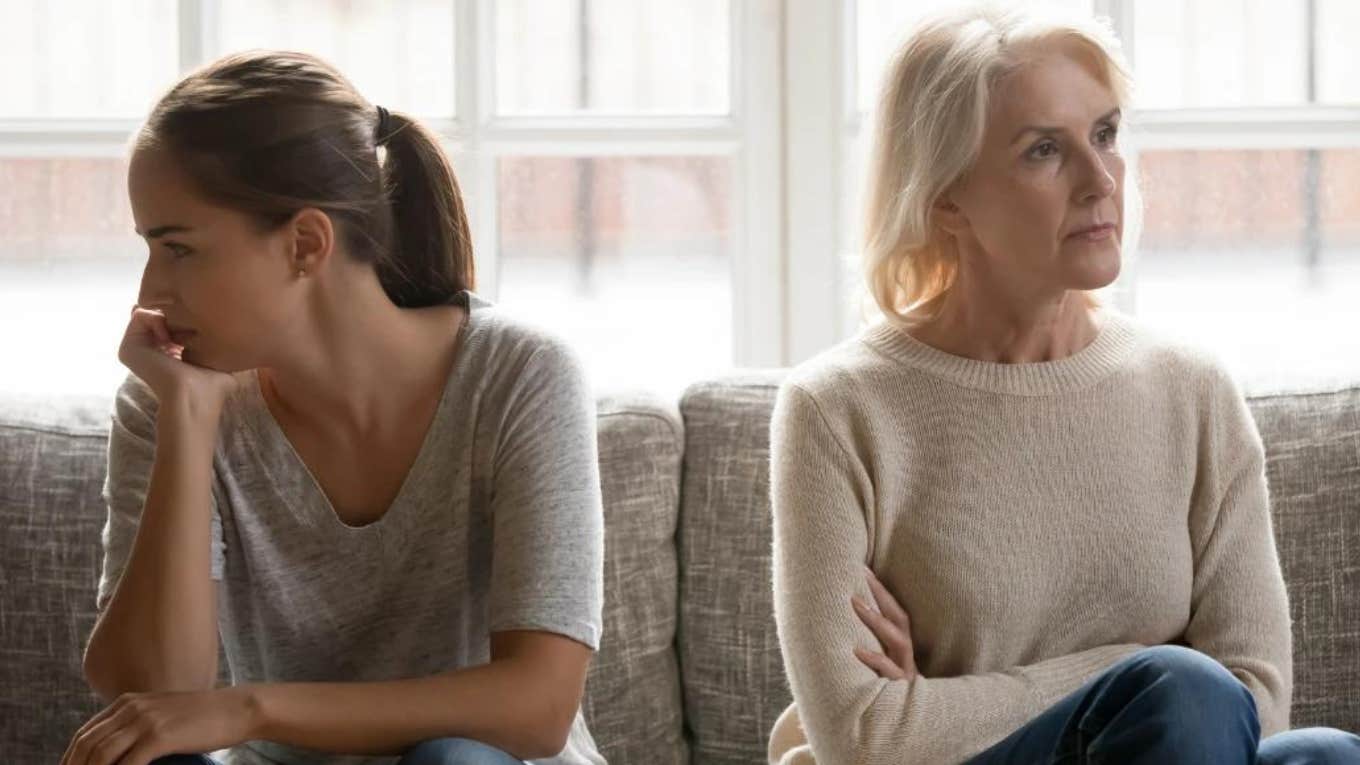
[118,306,237,416]
[852,566,919,680]
[59,687,258,765]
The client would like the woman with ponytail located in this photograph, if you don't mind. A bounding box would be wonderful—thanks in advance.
[64,51,605,765]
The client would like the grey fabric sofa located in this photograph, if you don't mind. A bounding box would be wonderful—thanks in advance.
[3,374,1358,765]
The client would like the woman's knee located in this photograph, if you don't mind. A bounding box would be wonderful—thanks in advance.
[1079,645,1259,761]
[1107,646,1259,731]
[397,737,524,765]
[1259,727,1360,765]
[1122,645,1254,707]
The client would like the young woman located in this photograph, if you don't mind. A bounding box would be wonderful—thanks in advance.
[768,7,1360,764]
[63,51,606,765]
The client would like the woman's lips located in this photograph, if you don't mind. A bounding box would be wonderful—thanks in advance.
[1068,223,1116,241]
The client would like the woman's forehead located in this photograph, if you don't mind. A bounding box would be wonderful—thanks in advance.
[128,150,227,233]
[989,51,1118,133]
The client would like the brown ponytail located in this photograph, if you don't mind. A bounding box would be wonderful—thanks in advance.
[373,108,476,306]
[135,50,474,307]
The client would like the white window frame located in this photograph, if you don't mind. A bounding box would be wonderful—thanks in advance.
[0,0,787,367]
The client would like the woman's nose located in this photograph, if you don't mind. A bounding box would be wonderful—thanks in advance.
[136,255,174,308]
[1076,149,1117,202]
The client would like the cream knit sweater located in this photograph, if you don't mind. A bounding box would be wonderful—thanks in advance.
[768,308,1292,765]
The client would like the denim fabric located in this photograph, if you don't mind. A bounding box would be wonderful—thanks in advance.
[149,737,524,765]
[397,737,525,765]
[967,645,1360,764]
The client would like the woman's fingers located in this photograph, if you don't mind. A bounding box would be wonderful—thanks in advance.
[851,595,911,658]
[136,308,172,347]
[853,570,920,679]
[61,699,121,765]
[83,723,141,765]
[854,647,909,680]
[865,567,911,632]
[62,700,136,765]
[123,307,171,353]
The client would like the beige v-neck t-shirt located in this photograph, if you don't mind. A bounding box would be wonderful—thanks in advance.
[98,291,606,765]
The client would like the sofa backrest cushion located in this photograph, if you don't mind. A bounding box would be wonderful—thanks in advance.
[583,396,688,765]
[0,393,112,763]
[677,373,789,765]
[1249,386,1360,734]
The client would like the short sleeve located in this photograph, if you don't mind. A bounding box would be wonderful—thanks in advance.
[486,340,604,650]
[96,373,225,615]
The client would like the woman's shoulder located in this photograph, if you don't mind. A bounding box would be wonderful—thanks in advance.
[470,303,581,365]
[779,326,906,410]
[1111,310,1240,396]
[459,295,591,396]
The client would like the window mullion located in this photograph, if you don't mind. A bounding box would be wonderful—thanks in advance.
[463,0,500,299]
[177,0,217,73]
[784,0,847,365]
[732,0,785,367]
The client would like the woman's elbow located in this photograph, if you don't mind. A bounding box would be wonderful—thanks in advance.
[517,695,578,760]
[82,643,216,702]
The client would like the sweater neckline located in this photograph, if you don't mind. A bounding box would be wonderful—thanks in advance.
[860,308,1138,396]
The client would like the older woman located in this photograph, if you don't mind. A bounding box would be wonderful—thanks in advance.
[768,6,1359,764]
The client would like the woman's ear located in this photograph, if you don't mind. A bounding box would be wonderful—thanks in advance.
[288,207,334,276]
[933,192,969,237]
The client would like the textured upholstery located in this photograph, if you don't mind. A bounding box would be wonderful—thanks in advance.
[676,373,790,765]
[2,380,1357,765]
[583,396,688,765]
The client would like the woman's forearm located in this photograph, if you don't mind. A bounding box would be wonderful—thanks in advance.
[247,659,567,761]
[84,397,223,700]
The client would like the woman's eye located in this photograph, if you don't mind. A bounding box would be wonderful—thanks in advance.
[1028,140,1059,160]
[1096,125,1119,145]
[166,244,192,258]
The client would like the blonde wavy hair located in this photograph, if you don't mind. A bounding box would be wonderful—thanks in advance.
[862,4,1134,328]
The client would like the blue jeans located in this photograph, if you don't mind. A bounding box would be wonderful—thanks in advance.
[966,645,1360,764]
[151,736,524,765]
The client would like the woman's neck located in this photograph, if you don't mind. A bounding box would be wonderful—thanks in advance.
[906,284,1100,365]
[259,274,464,440]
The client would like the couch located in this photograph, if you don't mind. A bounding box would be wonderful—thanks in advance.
[2,373,1358,764]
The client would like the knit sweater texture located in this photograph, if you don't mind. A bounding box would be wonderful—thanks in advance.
[767,308,1292,765]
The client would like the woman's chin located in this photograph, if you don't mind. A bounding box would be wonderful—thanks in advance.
[181,346,234,372]
[1066,246,1122,290]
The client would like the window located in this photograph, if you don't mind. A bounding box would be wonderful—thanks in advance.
[0,0,779,398]
[3,0,1357,396]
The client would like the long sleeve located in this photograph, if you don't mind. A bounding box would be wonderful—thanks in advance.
[1183,370,1293,737]
[770,383,1144,765]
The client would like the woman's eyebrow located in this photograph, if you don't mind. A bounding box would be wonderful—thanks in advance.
[135,224,194,239]
[1009,108,1122,145]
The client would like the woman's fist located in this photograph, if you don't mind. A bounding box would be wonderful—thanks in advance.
[118,306,237,419]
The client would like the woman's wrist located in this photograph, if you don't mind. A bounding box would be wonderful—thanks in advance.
[157,387,227,435]
[230,684,268,740]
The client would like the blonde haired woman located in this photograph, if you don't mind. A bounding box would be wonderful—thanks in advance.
[768,6,1360,764]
